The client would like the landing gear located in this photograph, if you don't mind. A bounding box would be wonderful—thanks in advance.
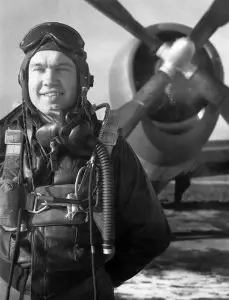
[174,173,191,204]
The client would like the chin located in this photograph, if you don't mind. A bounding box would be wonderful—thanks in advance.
[38,106,60,117]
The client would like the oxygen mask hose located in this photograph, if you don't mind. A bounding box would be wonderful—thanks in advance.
[87,137,115,257]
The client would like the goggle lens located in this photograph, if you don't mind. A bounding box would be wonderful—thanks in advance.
[20,22,85,54]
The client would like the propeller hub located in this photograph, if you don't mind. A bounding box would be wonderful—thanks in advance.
[133,23,224,125]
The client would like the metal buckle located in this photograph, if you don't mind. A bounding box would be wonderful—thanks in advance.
[28,193,49,214]
[65,204,81,220]
[65,193,82,220]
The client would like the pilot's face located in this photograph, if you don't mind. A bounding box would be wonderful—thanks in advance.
[28,50,77,119]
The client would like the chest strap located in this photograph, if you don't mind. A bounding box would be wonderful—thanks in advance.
[25,185,89,226]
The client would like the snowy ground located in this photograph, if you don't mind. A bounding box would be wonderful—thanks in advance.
[115,237,229,300]
[115,186,229,300]
[115,268,229,300]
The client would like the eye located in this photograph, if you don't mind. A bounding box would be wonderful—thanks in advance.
[56,67,71,73]
[31,66,45,72]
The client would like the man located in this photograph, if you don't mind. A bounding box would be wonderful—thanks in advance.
[0,22,174,300]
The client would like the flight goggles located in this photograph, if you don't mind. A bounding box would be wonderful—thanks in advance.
[20,22,85,55]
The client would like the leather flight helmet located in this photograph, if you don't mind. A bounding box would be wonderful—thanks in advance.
[18,22,94,115]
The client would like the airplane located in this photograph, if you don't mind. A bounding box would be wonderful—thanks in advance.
[109,22,229,205]
[83,0,229,206]
[0,0,229,207]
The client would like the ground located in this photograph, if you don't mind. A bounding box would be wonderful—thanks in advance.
[115,181,229,300]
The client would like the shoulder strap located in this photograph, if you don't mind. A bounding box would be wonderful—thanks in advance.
[99,110,120,156]
[0,105,23,167]
[3,128,23,180]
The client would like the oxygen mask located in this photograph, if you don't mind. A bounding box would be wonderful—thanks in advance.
[36,109,95,160]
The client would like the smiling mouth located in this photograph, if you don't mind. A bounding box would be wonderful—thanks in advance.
[41,91,63,97]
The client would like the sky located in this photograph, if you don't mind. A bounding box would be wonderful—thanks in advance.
[0,0,229,138]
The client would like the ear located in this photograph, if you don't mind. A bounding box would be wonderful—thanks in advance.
[89,74,94,87]
[18,55,31,86]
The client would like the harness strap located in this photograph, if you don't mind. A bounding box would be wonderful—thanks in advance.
[30,229,46,299]
[19,269,30,300]
[26,192,84,213]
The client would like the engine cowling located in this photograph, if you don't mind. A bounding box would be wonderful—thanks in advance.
[109,23,224,172]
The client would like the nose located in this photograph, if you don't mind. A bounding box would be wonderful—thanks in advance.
[42,68,59,86]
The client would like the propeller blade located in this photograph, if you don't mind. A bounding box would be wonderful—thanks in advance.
[190,0,229,48]
[84,0,162,52]
[84,0,229,137]
[191,69,229,107]
[115,72,171,138]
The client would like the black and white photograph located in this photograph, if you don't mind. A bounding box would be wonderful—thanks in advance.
[0,1,229,299]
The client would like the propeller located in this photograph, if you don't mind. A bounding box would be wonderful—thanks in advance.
[190,0,229,48]
[85,0,229,52]
[84,0,229,137]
